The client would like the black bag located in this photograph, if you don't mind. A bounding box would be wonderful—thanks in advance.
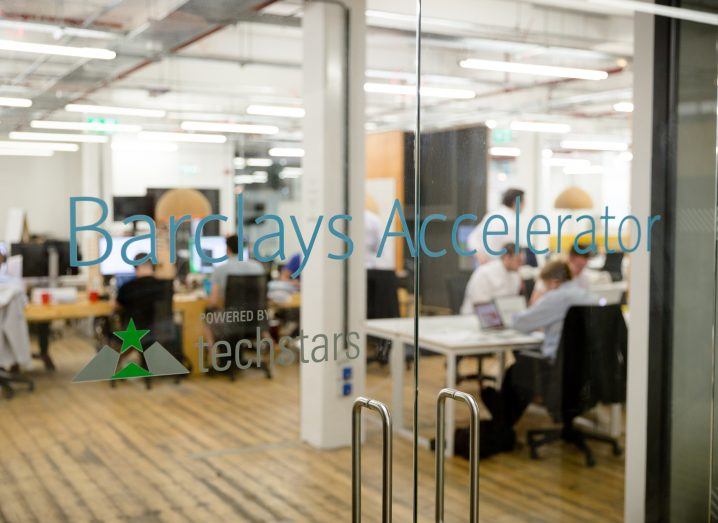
[454,420,516,460]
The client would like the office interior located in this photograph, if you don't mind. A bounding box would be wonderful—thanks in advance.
[0,1,716,522]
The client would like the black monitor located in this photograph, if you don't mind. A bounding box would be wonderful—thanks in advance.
[113,196,154,221]
[10,243,49,277]
[46,240,80,276]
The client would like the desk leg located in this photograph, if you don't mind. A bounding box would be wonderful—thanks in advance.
[496,351,507,388]
[390,335,405,434]
[445,354,457,456]
[33,322,55,372]
[609,403,622,438]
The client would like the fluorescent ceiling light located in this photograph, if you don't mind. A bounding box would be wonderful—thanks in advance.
[489,146,521,157]
[0,140,77,151]
[246,105,305,118]
[235,174,268,185]
[0,19,117,39]
[138,131,227,144]
[111,142,178,152]
[485,120,497,129]
[546,157,591,167]
[246,158,273,167]
[459,58,608,81]
[560,139,629,151]
[364,82,475,99]
[563,165,605,175]
[510,121,571,133]
[31,120,142,133]
[542,149,554,158]
[0,148,53,157]
[9,131,108,143]
[269,147,304,158]
[0,39,115,60]
[588,0,718,26]
[619,151,634,162]
[65,104,166,118]
[181,121,278,135]
[613,101,634,113]
[0,96,32,107]
[280,167,303,179]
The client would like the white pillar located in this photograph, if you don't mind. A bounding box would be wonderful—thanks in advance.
[79,143,112,280]
[300,0,366,449]
[516,132,540,215]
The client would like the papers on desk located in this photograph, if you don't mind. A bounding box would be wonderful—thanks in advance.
[30,287,78,304]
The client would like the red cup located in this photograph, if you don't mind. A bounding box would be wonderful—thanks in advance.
[89,290,99,302]
[41,292,51,305]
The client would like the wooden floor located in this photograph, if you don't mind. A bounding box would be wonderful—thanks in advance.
[0,330,624,522]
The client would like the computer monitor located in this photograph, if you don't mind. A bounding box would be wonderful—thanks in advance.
[10,243,49,277]
[46,240,79,276]
[113,196,154,221]
[494,295,527,327]
[191,236,228,274]
[99,237,153,276]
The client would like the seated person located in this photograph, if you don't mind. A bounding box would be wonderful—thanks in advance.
[208,234,264,308]
[460,243,523,314]
[115,253,168,331]
[484,260,599,431]
[529,244,599,305]
[279,253,302,284]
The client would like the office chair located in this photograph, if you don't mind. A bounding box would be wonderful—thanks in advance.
[601,252,624,281]
[366,269,401,365]
[219,274,271,379]
[444,272,496,386]
[108,280,181,389]
[0,367,34,399]
[526,305,626,467]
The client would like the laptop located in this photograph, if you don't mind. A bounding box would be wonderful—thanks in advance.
[474,301,505,331]
[494,295,527,328]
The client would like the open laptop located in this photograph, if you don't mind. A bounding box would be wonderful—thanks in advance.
[474,301,505,331]
[494,295,527,327]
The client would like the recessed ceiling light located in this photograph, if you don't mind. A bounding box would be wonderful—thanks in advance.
[246,105,305,118]
[9,131,108,143]
[65,104,166,118]
[0,96,32,108]
[31,120,142,133]
[459,58,608,81]
[0,39,115,59]
[180,121,279,135]
[138,131,227,144]
[268,147,304,158]
[613,102,634,113]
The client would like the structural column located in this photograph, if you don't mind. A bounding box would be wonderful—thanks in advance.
[300,0,366,449]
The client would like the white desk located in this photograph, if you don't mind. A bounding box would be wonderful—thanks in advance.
[365,315,543,456]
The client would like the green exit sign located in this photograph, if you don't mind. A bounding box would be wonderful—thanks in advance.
[86,116,118,125]
[492,129,512,143]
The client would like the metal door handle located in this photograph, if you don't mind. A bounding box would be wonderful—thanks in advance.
[352,397,392,522]
[435,388,480,523]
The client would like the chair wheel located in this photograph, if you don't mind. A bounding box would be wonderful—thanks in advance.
[2,386,14,399]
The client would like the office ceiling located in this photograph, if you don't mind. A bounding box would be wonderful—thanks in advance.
[0,0,636,155]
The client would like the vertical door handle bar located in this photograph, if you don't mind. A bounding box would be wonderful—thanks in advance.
[352,396,393,522]
[435,388,480,523]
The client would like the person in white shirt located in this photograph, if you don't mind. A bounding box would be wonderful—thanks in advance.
[529,245,592,305]
[460,244,523,314]
[467,188,525,264]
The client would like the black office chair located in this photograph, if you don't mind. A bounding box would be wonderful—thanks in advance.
[366,269,401,365]
[526,305,626,467]
[445,272,496,386]
[0,367,34,399]
[111,280,181,389]
[217,274,271,379]
[601,252,624,281]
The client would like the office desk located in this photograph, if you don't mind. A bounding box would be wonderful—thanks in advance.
[25,295,207,374]
[365,315,542,455]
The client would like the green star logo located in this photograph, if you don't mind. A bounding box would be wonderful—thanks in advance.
[73,319,189,383]
[113,318,150,353]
